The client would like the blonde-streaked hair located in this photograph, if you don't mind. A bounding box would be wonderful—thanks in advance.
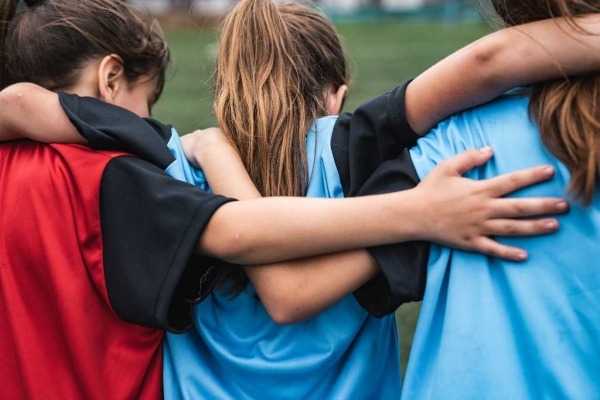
[214,0,349,198]
[492,0,600,206]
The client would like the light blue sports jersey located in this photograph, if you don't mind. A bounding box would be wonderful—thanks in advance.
[162,117,401,399]
[402,95,600,399]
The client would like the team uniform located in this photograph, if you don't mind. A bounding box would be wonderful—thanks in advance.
[0,94,233,399]
[359,94,600,399]
[58,82,426,399]
[164,116,403,400]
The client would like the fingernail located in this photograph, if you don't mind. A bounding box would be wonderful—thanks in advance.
[556,201,569,211]
[516,252,527,261]
[479,146,492,155]
[543,166,555,177]
[545,220,558,230]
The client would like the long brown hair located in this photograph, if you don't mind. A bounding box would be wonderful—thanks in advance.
[214,0,349,198]
[491,0,600,206]
[0,0,170,96]
[214,0,348,293]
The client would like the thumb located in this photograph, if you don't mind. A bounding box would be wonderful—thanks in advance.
[437,147,493,176]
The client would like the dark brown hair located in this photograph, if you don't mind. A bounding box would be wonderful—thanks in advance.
[491,0,600,205]
[0,0,170,97]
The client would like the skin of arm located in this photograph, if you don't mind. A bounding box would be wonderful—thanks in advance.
[5,17,596,321]
[182,130,379,323]
[0,23,583,318]
[407,14,600,134]
[0,89,567,323]
[197,146,567,265]
[3,15,600,140]
[0,83,85,143]
[183,130,564,323]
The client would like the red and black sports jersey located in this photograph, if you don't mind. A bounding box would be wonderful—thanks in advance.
[0,141,232,399]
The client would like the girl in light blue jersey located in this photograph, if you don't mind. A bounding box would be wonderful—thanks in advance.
[169,1,600,398]
[392,1,600,398]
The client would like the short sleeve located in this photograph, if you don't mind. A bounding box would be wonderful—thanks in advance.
[100,156,235,332]
[58,92,175,169]
[331,80,420,197]
[352,150,430,316]
[328,81,428,316]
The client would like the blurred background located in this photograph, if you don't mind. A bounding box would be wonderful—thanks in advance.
[134,0,495,375]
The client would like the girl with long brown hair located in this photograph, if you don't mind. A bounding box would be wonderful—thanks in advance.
[365,0,600,397]
[167,0,600,398]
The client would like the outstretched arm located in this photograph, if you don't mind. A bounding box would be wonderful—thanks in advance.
[183,131,564,322]
[3,17,600,144]
[198,146,565,265]
[182,130,381,322]
[407,14,600,134]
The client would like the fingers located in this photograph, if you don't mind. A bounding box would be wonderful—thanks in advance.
[469,237,529,262]
[436,147,494,176]
[483,165,556,196]
[484,218,559,237]
[489,197,569,219]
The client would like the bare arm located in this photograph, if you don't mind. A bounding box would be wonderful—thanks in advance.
[182,130,379,323]
[407,14,600,134]
[3,16,600,142]
[198,147,565,265]
[0,83,85,143]
[184,133,565,322]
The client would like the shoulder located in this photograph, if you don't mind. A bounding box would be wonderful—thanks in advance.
[411,93,533,178]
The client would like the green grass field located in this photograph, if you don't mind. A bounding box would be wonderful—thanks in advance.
[154,20,492,374]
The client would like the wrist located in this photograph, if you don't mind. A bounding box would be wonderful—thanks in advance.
[402,187,431,242]
[379,188,430,243]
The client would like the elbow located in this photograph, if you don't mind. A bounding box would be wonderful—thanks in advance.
[0,83,38,133]
[259,291,311,325]
[0,84,23,115]
[205,230,249,264]
[264,302,307,325]
[0,82,34,108]
[468,32,508,87]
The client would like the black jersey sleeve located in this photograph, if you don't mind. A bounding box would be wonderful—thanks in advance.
[58,92,175,169]
[352,150,430,317]
[331,80,420,197]
[329,82,429,316]
[100,156,235,332]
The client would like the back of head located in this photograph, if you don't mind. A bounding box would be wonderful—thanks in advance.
[214,0,348,294]
[0,0,170,98]
[491,0,600,205]
[214,0,348,198]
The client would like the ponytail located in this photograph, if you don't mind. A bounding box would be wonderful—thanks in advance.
[0,0,18,89]
[214,0,348,294]
[215,0,311,198]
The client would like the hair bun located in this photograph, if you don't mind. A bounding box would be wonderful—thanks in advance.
[24,0,41,7]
